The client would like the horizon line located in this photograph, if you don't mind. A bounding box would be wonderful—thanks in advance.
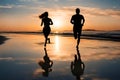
[0,29,120,33]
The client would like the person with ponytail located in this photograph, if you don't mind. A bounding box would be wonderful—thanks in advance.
[39,12,53,47]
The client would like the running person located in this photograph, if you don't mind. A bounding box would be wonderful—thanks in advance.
[70,8,85,48]
[39,12,53,47]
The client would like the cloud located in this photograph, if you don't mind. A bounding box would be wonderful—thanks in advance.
[4,1,120,17]
[0,5,12,9]
[81,7,120,17]
[39,6,120,18]
[49,0,59,2]
[84,7,120,17]
[19,0,38,2]
[0,4,43,10]
[18,0,46,5]
[0,57,14,61]
[62,6,120,17]
[0,4,27,9]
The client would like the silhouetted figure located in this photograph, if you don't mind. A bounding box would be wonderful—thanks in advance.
[38,48,53,77]
[70,8,85,48]
[71,48,85,80]
[39,12,53,47]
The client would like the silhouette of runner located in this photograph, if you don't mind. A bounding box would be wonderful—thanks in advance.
[70,8,85,48]
[71,48,85,80]
[38,48,53,77]
[39,12,53,47]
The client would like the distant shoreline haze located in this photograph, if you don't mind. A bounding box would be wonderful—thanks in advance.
[0,30,120,42]
[0,29,120,33]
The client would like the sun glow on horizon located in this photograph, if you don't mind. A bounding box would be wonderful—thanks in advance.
[54,20,62,27]
[52,17,63,28]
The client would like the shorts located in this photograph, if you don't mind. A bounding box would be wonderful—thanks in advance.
[43,27,51,37]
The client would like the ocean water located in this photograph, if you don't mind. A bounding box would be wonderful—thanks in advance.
[0,33,120,80]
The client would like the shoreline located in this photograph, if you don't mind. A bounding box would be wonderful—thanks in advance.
[0,35,9,45]
[0,32,120,42]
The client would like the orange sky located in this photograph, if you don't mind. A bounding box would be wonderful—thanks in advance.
[0,6,120,32]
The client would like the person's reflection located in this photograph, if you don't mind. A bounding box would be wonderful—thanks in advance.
[38,48,53,77]
[71,48,85,80]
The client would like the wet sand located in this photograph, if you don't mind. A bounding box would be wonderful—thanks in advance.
[0,33,120,80]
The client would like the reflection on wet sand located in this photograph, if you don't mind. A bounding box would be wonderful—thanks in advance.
[0,35,8,45]
[71,48,85,80]
[0,34,120,80]
[38,48,53,77]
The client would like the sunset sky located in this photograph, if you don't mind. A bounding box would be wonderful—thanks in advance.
[0,0,120,32]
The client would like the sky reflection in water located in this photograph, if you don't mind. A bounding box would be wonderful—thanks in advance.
[0,34,120,80]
